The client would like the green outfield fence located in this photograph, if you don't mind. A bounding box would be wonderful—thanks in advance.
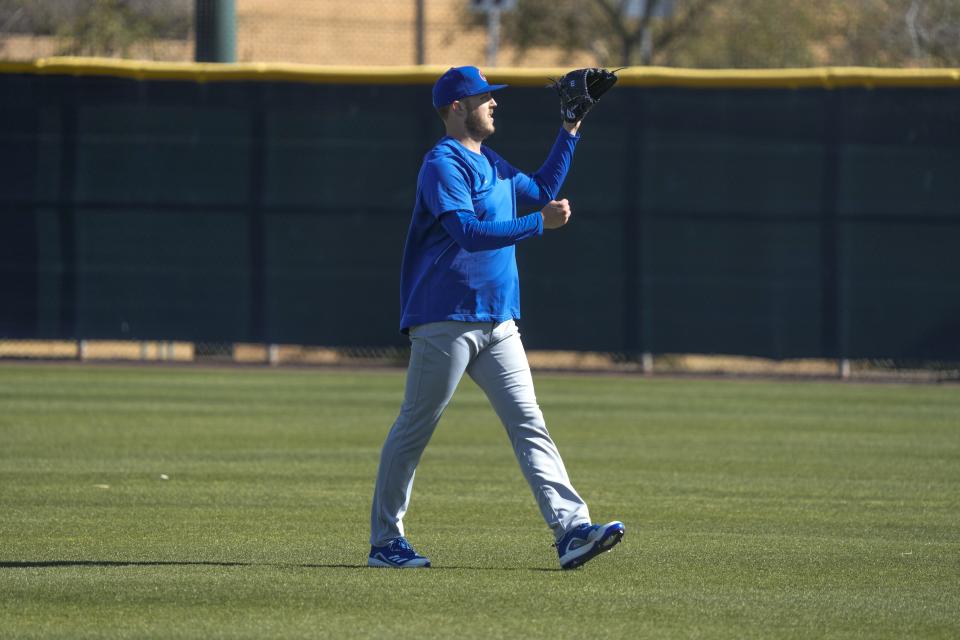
[1,60,959,373]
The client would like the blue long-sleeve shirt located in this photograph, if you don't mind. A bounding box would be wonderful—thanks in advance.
[399,127,579,332]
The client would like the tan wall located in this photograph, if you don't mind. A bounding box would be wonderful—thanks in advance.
[236,0,593,67]
[0,1,593,68]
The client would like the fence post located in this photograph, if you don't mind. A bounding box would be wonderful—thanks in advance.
[247,84,268,346]
[58,94,78,346]
[621,89,645,360]
[839,358,851,379]
[415,0,426,65]
[641,352,653,375]
[195,0,236,63]
[819,89,844,373]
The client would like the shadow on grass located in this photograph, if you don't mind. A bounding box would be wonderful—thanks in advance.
[0,560,561,571]
[0,560,365,570]
[434,565,561,572]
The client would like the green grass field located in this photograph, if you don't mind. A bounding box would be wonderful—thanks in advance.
[1,363,958,639]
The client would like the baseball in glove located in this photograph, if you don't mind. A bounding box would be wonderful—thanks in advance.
[551,67,623,123]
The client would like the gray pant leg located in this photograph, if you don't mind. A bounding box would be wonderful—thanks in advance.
[467,320,591,541]
[369,323,475,546]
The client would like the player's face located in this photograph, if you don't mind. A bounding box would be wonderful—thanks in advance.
[462,92,497,140]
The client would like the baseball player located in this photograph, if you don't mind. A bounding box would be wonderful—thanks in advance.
[368,66,624,570]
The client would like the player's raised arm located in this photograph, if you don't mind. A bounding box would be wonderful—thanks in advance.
[511,68,621,209]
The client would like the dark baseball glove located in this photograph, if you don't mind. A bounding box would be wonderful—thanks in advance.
[551,67,622,123]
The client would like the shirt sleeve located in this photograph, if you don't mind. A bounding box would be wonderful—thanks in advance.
[422,155,544,252]
[499,127,580,209]
[439,210,543,252]
[420,158,474,218]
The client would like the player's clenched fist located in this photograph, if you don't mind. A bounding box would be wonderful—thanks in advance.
[541,199,572,229]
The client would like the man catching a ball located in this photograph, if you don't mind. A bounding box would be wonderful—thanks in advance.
[368,65,624,570]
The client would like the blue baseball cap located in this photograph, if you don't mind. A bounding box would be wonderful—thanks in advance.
[432,66,508,109]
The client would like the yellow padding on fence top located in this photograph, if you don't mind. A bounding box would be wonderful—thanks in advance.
[3,57,960,88]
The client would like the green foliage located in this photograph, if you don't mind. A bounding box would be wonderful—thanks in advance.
[1,364,959,638]
[468,0,717,66]
[835,0,960,66]
[0,0,191,56]
[56,0,151,57]
[668,0,828,68]
[0,0,60,35]
[57,0,191,57]
[470,0,960,67]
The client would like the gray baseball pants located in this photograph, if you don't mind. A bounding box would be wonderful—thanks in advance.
[370,319,591,546]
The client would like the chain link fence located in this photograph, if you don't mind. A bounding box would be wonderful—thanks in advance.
[3,1,959,67]
[0,0,563,67]
[2,1,959,380]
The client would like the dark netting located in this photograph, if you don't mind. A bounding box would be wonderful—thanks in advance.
[1,71,959,380]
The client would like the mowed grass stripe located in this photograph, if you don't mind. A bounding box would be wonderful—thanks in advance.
[0,364,957,639]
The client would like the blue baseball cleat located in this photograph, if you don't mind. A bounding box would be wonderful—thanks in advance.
[556,521,625,570]
[368,537,431,568]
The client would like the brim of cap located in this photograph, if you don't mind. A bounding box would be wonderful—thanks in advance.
[464,83,508,98]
